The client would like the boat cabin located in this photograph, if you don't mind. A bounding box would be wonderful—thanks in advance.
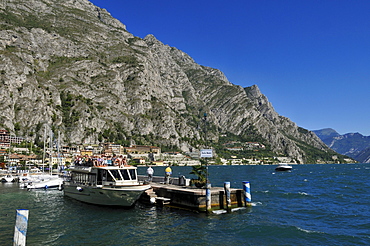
[70,166,138,186]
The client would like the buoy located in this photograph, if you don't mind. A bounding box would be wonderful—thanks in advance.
[150,197,156,204]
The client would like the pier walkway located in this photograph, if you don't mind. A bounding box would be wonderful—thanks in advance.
[138,175,248,212]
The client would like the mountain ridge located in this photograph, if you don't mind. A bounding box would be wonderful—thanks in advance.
[313,128,370,163]
[0,0,345,163]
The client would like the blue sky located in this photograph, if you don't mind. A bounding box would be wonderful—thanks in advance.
[90,0,370,136]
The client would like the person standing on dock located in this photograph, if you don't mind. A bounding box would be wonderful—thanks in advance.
[147,166,154,182]
[165,165,172,184]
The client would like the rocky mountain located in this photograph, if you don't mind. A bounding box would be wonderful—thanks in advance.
[0,0,340,163]
[313,128,370,163]
[313,128,340,141]
[353,147,370,163]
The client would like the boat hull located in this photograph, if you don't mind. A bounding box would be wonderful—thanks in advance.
[275,165,292,171]
[275,167,292,171]
[63,184,151,207]
[2,174,15,182]
[26,178,63,190]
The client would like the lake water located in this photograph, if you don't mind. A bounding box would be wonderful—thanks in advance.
[1,163,370,245]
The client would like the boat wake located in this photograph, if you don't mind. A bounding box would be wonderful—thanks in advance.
[297,226,324,234]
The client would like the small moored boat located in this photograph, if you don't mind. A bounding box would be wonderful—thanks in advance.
[275,163,292,171]
[26,175,63,190]
[2,174,15,182]
[63,165,150,207]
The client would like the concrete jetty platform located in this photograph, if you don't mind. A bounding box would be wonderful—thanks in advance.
[138,175,248,212]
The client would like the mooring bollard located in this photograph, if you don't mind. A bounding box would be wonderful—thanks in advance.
[206,183,212,213]
[243,181,252,206]
[13,209,29,246]
[224,182,231,212]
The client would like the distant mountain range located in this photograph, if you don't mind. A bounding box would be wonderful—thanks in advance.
[313,128,370,163]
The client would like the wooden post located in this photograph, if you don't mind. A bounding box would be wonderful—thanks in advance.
[13,209,29,246]
[224,182,231,213]
[219,190,225,209]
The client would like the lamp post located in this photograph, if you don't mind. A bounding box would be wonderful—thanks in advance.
[203,113,211,213]
[42,126,46,173]
[203,113,208,180]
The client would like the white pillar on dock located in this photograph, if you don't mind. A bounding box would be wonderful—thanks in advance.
[243,181,252,206]
[224,182,231,212]
[206,183,211,213]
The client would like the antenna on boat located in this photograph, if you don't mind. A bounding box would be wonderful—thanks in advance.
[57,131,61,173]
[49,129,53,175]
[42,126,46,173]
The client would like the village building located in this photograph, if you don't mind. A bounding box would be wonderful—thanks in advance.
[0,130,25,146]
[50,155,66,167]
[151,160,164,166]
[245,142,266,149]
[0,149,7,156]
[103,143,124,155]
[4,153,42,168]
[80,149,93,157]
[124,145,161,155]
[132,157,146,165]
[62,146,78,154]
[225,146,244,151]
[6,153,21,166]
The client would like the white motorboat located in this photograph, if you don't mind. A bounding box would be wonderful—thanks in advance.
[2,174,15,182]
[63,165,151,207]
[26,175,63,190]
[19,172,61,189]
[275,163,292,171]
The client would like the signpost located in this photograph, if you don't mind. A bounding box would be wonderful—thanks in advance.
[200,149,213,158]
[202,113,213,213]
[201,148,213,213]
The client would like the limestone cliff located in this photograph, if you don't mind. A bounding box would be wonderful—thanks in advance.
[0,0,335,163]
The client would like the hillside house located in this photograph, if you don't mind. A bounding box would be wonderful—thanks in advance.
[125,145,161,155]
[225,146,244,151]
[104,143,124,155]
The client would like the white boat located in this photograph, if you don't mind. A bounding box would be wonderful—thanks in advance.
[2,174,15,182]
[275,163,292,171]
[63,165,151,207]
[26,175,63,190]
[19,172,60,188]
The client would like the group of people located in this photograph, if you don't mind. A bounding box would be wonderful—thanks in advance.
[73,155,173,183]
[73,154,128,168]
[146,165,172,184]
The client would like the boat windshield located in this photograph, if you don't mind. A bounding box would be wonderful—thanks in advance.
[119,169,137,181]
[129,169,136,180]
[120,169,130,180]
[109,170,122,181]
[106,169,137,181]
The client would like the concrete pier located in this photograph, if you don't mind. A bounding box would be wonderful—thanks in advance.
[139,175,246,212]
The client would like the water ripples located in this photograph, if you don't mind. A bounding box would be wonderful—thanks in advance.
[1,164,370,245]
